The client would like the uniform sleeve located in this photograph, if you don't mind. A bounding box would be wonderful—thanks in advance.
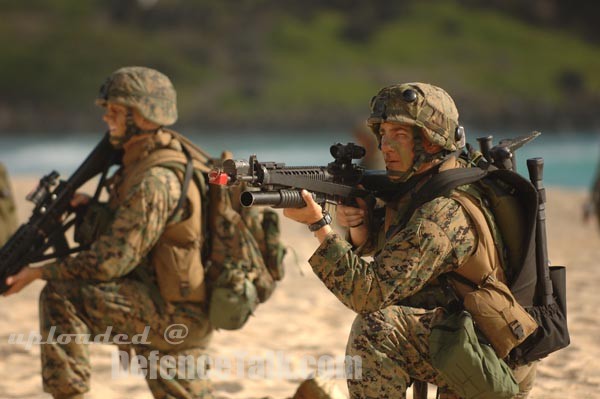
[308,197,477,314]
[41,167,180,281]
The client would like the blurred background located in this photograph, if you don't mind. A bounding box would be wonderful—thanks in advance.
[1,3,600,398]
[0,0,599,187]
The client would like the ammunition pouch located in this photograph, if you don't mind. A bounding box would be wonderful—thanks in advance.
[453,273,538,359]
[152,238,205,303]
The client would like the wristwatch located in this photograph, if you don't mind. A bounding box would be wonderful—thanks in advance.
[308,210,332,232]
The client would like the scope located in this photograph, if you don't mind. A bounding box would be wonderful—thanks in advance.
[330,143,366,161]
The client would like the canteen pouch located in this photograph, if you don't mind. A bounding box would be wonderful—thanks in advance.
[208,268,258,330]
[429,310,519,399]
[461,275,538,359]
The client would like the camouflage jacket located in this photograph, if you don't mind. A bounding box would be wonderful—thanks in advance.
[308,158,478,314]
[41,134,183,282]
[0,162,18,246]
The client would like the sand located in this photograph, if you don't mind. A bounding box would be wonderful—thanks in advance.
[0,177,598,399]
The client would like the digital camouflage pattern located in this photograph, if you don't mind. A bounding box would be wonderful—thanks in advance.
[308,162,536,398]
[0,162,18,246]
[40,134,214,398]
[40,279,212,398]
[309,196,476,314]
[368,83,460,151]
[347,306,536,399]
[96,66,178,126]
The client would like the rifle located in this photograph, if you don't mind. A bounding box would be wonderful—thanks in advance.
[209,142,397,208]
[0,134,121,294]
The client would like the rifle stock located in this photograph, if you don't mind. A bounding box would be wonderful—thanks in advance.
[0,134,120,294]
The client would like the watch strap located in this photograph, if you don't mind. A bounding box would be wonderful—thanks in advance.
[308,210,332,232]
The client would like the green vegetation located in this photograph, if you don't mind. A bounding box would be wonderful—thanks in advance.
[0,0,599,131]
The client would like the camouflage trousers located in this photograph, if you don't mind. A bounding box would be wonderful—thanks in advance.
[39,278,214,399]
[346,305,537,399]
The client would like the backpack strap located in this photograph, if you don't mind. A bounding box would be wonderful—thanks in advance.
[170,146,195,222]
[386,167,488,239]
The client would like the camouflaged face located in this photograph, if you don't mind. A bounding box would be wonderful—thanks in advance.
[97,66,178,126]
[368,82,460,151]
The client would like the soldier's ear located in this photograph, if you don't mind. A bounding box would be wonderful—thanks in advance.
[132,108,160,130]
[419,130,443,154]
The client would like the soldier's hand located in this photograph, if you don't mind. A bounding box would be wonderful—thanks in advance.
[338,197,369,247]
[283,190,323,225]
[3,266,42,296]
[70,192,91,208]
[337,197,368,229]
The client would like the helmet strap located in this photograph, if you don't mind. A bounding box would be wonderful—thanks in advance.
[385,127,455,182]
[122,109,161,145]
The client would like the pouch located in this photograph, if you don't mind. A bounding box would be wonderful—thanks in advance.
[429,310,519,399]
[208,268,258,330]
[261,209,286,281]
[74,202,114,246]
[461,275,538,359]
[510,266,570,364]
[153,240,205,303]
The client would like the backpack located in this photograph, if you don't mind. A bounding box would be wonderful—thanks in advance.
[395,159,569,365]
[75,132,286,330]
[170,131,285,330]
[163,131,287,330]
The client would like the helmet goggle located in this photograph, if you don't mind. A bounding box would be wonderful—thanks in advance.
[368,86,459,141]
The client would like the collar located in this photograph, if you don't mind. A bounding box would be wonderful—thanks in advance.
[122,129,174,167]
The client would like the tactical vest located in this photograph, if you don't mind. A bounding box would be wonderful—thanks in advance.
[449,189,507,293]
[112,130,208,303]
[390,158,538,358]
[386,158,503,299]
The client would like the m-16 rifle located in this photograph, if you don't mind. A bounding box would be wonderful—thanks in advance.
[209,142,396,209]
[0,134,121,294]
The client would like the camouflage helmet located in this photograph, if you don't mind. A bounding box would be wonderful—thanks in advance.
[367,82,463,151]
[96,66,178,126]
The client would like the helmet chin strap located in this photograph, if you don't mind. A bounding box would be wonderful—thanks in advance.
[386,127,454,183]
[111,109,161,148]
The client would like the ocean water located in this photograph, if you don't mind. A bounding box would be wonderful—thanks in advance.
[0,130,598,189]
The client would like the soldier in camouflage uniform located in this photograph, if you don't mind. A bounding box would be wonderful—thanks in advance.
[4,67,214,399]
[284,83,537,399]
[583,156,600,230]
[0,162,18,246]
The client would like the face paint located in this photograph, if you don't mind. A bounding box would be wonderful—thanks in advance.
[379,123,416,182]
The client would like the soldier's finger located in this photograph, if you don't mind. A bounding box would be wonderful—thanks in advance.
[3,278,22,296]
[300,190,315,206]
[70,193,91,207]
[355,197,369,211]
[345,215,364,225]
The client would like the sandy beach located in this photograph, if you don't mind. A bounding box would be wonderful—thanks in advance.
[1,177,598,399]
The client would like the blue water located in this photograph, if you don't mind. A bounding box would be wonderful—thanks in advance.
[0,131,598,188]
